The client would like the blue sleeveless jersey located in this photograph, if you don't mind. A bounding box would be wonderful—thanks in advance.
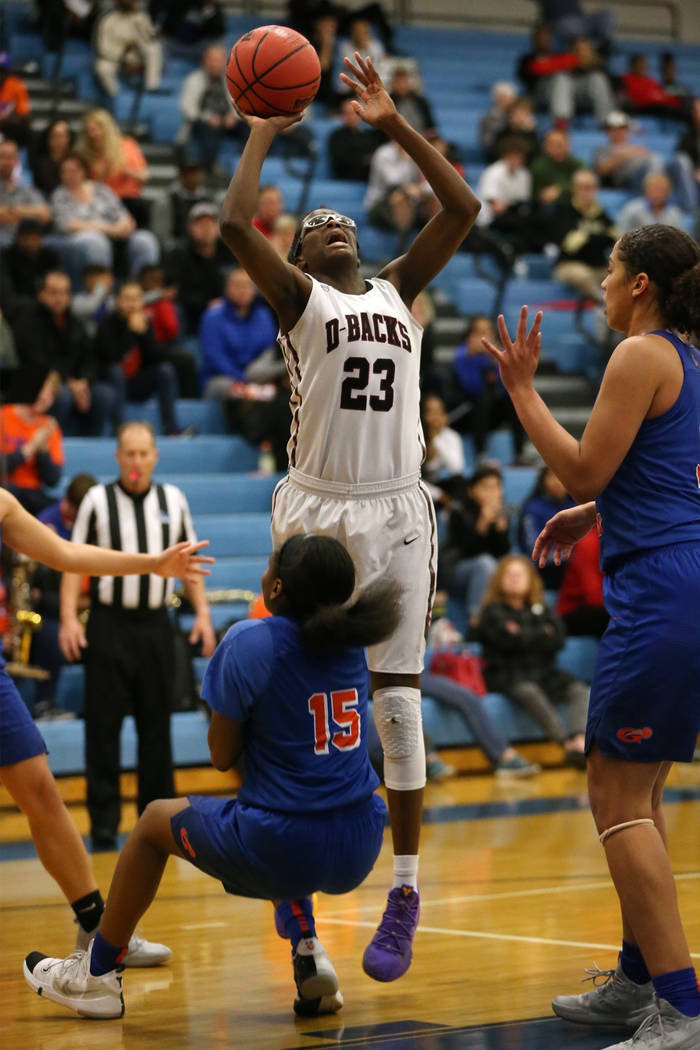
[596,331,700,571]
[202,616,379,813]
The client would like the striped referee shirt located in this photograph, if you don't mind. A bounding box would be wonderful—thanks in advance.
[71,481,196,610]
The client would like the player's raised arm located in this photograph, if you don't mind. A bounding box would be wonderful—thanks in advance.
[219,113,312,331]
[340,53,481,305]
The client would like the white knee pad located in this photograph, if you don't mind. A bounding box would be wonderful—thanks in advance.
[373,687,426,791]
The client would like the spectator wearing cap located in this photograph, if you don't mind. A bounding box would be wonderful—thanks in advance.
[0,218,60,319]
[0,139,51,248]
[389,64,436,135]
[617,172,685,235]
[178,45,241,172]
[328,96,386,181]
[0,52,31,147]
[164,200,232,331]
[10,270,116,437]
[594,111,662,191]
[0,369,64,515]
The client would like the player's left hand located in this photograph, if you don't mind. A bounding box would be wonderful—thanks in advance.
[154,540,215,581]
[340,52,396,129]
[189,614,217,657]
[481,306,543,393]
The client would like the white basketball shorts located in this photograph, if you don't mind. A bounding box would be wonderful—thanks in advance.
[270,468,437,675]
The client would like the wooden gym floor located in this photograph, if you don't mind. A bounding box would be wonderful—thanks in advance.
[1,748,699,1050]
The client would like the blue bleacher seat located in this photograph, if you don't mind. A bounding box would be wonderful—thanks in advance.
[151,473,281,514]
[192,513,272,557]
[556,636,599,683]
[206,556,269,592]
[62,435,258,478]
[456,277,499,316]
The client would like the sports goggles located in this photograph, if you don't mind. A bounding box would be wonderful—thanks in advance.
[301,212,357,232]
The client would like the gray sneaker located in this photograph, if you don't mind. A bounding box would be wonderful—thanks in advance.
[601,997,700,1048]
[552,960,656,1029]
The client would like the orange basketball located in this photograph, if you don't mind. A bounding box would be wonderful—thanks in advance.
[226,25,321,118]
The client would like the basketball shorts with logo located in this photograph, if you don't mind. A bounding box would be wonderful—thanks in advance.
[271,473,437,675]
[170,793,387,901]
[0,668,47,767]
[586,541,700,763]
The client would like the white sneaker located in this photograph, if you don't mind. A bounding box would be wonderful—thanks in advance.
[75,922,171,966]
[601,998,700,1048]
[553,960,656,1029]
[292,937,339,1001]
[23,942,124,1019]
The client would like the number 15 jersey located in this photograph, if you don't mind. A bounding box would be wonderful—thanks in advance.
[278,276,425,486]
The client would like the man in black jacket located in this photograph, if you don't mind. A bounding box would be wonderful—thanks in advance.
[10,270,116,436]
[328,97,385,181]
[95,282,180,434]
[163,201,232,331]
[0,219,59,320]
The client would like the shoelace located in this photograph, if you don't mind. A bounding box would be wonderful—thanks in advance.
[630,1009,663,1043]
[44,950,88,981]
[582,962,616,987]
[372,898,418,955]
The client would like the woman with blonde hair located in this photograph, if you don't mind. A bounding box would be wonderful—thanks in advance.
[78,109,149,224]
[477,553,588,764]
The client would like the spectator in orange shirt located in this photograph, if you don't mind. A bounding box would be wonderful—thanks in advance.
[78,109,150,228]
[0,369,64,514]
[556,526,609,638]
[0,52,31,147]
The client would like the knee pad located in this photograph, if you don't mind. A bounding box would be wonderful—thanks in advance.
[599,818,655,846]
[373,687,425,791]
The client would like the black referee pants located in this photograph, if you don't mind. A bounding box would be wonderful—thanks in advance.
[84,605,176,840]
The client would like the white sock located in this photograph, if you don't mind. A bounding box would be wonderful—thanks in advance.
[392,854,419,890]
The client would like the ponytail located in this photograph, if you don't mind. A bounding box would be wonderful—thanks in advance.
[663,260,700,338]
[299,578,402,652]
[274,534,403,652]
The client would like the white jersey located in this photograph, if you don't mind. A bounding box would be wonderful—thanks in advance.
[278,276,424,487]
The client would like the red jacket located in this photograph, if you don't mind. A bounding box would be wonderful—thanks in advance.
[557,528,604,615]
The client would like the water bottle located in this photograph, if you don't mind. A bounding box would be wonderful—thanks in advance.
[258,441,276,475]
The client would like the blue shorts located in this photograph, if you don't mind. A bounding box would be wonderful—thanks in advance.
[170,792,387,901]
[0,668,47,768]
[587,542,700,763]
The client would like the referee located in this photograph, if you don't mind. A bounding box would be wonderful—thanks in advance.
[59,421,216,849]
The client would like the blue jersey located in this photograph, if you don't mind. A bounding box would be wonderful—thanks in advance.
[202,616,379,813]
[596,331,700,571]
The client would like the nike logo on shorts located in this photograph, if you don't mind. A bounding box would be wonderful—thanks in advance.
[403,535,420,545]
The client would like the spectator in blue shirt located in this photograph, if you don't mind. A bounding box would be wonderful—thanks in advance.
[199,267,278,394]
[449,315,525,460]
[517,465,575,589]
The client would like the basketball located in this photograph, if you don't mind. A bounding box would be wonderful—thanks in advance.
[226,25,321,118]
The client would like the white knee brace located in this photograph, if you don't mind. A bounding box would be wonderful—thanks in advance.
[373,687,426,791]
[599,818,655,845]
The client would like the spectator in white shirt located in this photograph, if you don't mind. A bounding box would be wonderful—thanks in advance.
[365,140,439,249]
[422,394,466,506]
[476,136,541,254]
[178,45,240,172]
[94,0,163,98]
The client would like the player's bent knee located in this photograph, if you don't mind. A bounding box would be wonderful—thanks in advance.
[373,687,426,791]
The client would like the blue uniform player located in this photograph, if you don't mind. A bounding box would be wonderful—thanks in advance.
[0,487,212,965]
[24,534,400,1020]
[483,224,700,1050]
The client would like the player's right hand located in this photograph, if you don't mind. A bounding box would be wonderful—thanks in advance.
[233,102,302,134]
[59,618,87,663]
[532,502,597,567]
